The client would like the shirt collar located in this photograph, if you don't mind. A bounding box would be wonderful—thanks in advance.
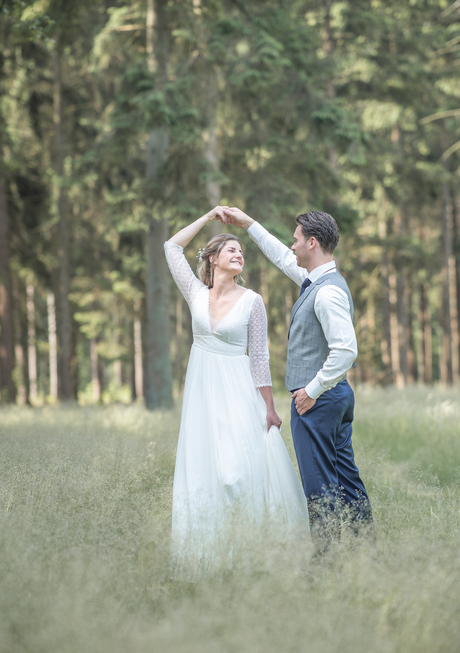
[307,260,336,283]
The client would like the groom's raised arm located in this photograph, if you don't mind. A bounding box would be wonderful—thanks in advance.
[223,209,307,286]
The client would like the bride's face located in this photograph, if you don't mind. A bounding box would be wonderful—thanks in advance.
[214,240,244,276]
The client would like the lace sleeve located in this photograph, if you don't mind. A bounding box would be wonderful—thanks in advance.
[164,241,206,306]
[248,293,272,388]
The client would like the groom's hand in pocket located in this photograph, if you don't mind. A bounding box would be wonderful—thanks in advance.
[292,388,316,415]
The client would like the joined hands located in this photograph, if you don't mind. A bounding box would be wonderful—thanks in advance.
[207,206,255,229]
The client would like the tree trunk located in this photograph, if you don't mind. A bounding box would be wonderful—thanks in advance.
[144,0,173,409]
[441,183,459,383]
[406,278,415,384]
[113,360,122,389]
[436,325,445,384]
[97,349,105,398]
[90,339,101,403]
[389,270,403,387]
[146,217,173,408]
[445,186,459,382]
[414,287,423,384]
[15,342,27,405]
[53,41,73,400]
[130,321,136,402]
[394,211,408,385]
[367,298,378,384]
[0,129,16,403]
[440,310,450,384]
[379,219,393,384]
[193,0,221,237]
[133,299,143,399]
[448,257,459,383]
[47,292,58,400]
[417,224,432,384]
[453,189,460,369]
[420,283,432,384]
[396,271,408,384]
[323,0,338,169]
[27,285,38,402]
[113,306,122,389]
[204,73,222,238]
[11,276,27,403]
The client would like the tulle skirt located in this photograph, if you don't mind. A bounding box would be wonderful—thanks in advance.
[170,344,310,580]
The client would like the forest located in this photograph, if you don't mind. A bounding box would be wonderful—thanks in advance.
[1,0,460,408]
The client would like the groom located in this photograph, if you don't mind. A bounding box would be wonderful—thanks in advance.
[223,207,372,529]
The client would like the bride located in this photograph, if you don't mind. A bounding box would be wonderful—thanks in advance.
[164,206,310,580]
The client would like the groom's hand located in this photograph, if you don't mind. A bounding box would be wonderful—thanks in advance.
[222,207,254,229]
[292,388,316,415]
[206,205,229,221]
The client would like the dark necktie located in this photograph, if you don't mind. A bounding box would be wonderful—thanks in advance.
[299,278,312,297]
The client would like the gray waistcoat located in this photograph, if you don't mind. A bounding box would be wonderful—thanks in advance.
[285,270,354,392]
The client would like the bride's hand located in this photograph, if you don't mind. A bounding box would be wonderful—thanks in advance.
[221,207,254,229]
[206,206,229,222]
[266,408,282,432]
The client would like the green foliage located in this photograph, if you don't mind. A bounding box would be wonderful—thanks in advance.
[1,0,55,40]
[1,0,460,397]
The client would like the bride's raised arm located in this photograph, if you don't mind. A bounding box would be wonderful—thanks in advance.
[168,206,225,248]
[164,207,225,305]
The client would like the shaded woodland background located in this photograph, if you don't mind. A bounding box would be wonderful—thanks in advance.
[1,0,460,409]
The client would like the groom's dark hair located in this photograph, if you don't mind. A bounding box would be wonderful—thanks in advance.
[295,211,340,254]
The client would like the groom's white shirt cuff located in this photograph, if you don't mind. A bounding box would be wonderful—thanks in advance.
[248,221,358,399]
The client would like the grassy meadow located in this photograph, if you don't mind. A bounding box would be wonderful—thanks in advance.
[1,386,460,653]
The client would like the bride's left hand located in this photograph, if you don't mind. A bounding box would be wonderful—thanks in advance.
[207,205,229,222]
[266,409,282,431]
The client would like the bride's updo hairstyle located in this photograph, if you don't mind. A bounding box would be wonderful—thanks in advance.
[198,233,245,288]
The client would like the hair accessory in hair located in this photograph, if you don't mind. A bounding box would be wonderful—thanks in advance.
[196,247,206,263]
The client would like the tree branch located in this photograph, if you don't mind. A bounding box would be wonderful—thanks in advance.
[440,139,460,162]
[441,0,460,18]
[420,109,460,124]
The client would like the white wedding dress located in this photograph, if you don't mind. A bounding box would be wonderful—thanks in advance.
[164,242,310,580]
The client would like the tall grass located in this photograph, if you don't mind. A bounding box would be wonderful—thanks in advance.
[1,387,459,653]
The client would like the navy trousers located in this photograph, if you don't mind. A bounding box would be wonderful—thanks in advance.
[290,380,372,522]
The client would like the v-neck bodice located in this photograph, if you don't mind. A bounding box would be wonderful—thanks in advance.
[193,286,254,355]
[208,289,249,333]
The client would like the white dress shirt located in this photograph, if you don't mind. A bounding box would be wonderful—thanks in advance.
[248,221,358,399]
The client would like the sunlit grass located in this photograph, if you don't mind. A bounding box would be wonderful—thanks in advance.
[1,387,459,652]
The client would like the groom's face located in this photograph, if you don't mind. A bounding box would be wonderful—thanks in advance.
[291,226,311,269]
